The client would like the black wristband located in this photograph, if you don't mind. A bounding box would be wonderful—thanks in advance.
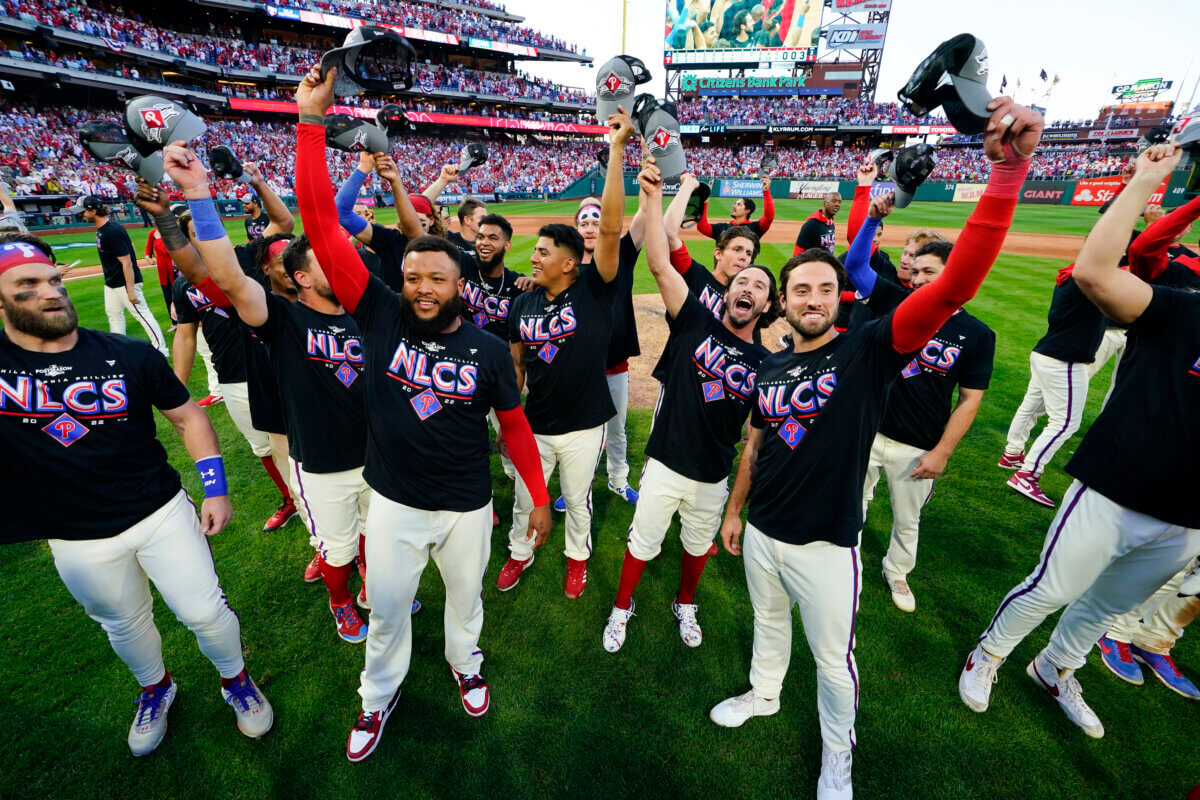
[299,114,327,126]
[153,213,189,251]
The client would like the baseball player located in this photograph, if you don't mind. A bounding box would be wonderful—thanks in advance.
[294,66,551,762]
[793,192,841,255]
[840,188,996,613]
[242,193,269,242]
[68,195,168,357]
[495,111,633,598]
[602,161,772,652]
[960,142,1200,738]
[696,175,775,241]
[843,166,900,286]
[335,152,429,292]
[713,98,1042,800]
[447,197,487,253]
[896,229,948,287]
[0,232,272,756]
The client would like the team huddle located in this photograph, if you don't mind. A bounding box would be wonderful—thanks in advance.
[2,64,1199,800]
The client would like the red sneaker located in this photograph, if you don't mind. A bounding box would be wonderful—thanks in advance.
[331,601,368,643]
[264,501,297,532]
[197,394,224,408]
[492,510,499,528]
[496,554,534,592]
[304,553,322,583]
[346,688,401,763]
[449,666,490,717]
[564,558,588,600]
[1007,470,1055,508]
[997,451,1025,470]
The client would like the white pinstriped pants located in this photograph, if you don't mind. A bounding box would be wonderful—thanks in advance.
[103,284,168,357]
[1004,352,1088,476]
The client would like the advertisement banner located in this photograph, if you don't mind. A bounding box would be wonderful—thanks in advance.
[226,99,609,133]
[880,125,958,135]
[768,124,837,134]
[825,23,888,51]
[717,180,764,198]
[868,181,896,200]
[789,180,841,199]
[1087,128,1139,139]
[1020,181,1070,205]
[1072,176,1169,206]
[1041,130,1080,141]
[833,0,892,10]
[953,183,987,203]
[664,0,824,68]
[356,196,377,207]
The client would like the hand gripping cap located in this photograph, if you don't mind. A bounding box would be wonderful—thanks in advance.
[889,143,938,209]
[457,143,488,173]
[681,181,711,228]
[325,114,389,154]
[321,25,416,97]
[124,95,206,157]
[595,55,651,123]
[376,103,416,141]
[1170,117,1200,153]
[898,34,993,135]
[80,119,163,183]
[869,147,894,174]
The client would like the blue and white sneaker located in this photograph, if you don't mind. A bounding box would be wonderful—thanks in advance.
[128,680,178,756]
[412,599,422,615]
[1130,645,1200,699]
[609,482,639,505]
[1097,636,1143,685]
[553,495,566,513]
[221,672,274,738]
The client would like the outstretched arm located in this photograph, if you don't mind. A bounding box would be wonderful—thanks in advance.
[244,162,294,236]
[377,154,424,240]
[422,163,458,203]
[640,161,688,317]
[843,194,891,297]
[1127,192,1200,282]
[664,172,699,250]
[133,179,231,307]
[335,152,374,243]
[595,107,634,283]
[846,160,876,246]
[756,177,775,234]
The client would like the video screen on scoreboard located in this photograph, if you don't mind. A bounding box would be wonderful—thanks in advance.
[664,0,822,67]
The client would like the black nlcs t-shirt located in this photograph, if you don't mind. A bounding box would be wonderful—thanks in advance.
[1033,276,1108,364]
[795,212,836,253]
[460,253,527,340]
[252,295,367,474]
[234,243,287,435]
[366,224,409,293]
[96,219,140,288]
[748,315,913,547]
[171,276,247,385]
[508,265,616,435]
[709,219,769,241]
[607,231,642,368]
[646,295,767,483]
[446,230,473,253]
[0,328,189,543]
[244,213,269,242]
[351,275,520,511]
[1067,287,1200,528]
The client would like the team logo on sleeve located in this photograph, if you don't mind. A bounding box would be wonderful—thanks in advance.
[538,343,559,363]
[702,380,725,403]
[410,388,443,419]
[777,416,805,449]
[43,413,88,447]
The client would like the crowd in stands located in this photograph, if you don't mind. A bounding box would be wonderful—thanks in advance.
[678,97,951,127]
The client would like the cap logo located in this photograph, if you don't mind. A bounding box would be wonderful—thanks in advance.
[974,52,988,77]
[651,126,679,150]
[600,71,630,97]
[349,129,369,152]
[108,146,139,168]
[139,103,181,143]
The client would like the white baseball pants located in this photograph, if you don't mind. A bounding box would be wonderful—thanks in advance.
[861,433,934,580]
[290,460,371,568]
[978,481,1200,670]
[1004,351,1088,476]
[508,425,605,562]
[358,495,491,712]
[1085,327,1127,410]
[103,284,168,357]
[195,328,222,397]
[47,489,245,686]
[743,524,861,753]
[626,458,728,561]
[605,372,631,490]
[1106,565,1200,654]
[219,381,271,458]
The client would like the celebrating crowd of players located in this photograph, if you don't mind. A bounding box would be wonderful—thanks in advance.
[1,64,1198,800]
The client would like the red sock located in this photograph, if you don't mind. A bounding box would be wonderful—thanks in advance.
[676,550,709,605]
[148,670,172,690]
[358,534,367,567]
[220,668,247,689]
[613,549,647,610]
[322,559,354,606]
[259,456,292,504]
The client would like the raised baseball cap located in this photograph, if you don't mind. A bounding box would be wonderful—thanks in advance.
[321,25,416,97]
[376,103,416,141]
[888,143,938,209]
[1170,117,1200,152]
[869,147,894,174]
[757,153,778,179]
[124,95,206,157]
[595,55,651,123]
[210,145,252,183]
[457,143,488,173]
[65,194,104,214]
[631,94,686,180]
[682,181,711,229]
[898,34,993,135]
[596,146,610,168]
[325,114,389,154]
[79,119,164,184]
[239,192,257,204]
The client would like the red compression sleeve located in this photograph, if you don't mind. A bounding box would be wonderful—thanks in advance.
[890,154,1029,353]
[1127,194,1200,282]
[295,122,370,313]
[496,406,550,506]
[846,185,870,246]
[758,187,775,234]
[696,202,713,238]
[670,242,692,274]
[195,276,232,309]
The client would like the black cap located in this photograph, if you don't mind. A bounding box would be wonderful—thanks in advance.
[65,195,104,214]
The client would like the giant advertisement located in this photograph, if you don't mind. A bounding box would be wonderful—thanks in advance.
[1020,182,1070,205]
[664,0,823,67]
[717,179,765,198]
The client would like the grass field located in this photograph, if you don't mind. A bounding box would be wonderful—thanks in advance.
[5,201,1198,800]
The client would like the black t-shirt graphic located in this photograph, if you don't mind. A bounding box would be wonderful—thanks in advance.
[460,253,527,341]
[96,219,140,288]
[795,212,836,253]
[244,213,269,242]
[172,276,247,384]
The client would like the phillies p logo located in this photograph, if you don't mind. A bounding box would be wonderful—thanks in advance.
[141,109,165,128]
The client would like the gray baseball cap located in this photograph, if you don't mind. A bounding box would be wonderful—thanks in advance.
[79,119,164,183]
[325,114,389,154]
[595,55,650,124]
[632,95,686,180]
[898,34,993,135]
[65,194,104,214]
[889,143,938,209]
[124,96,206,157]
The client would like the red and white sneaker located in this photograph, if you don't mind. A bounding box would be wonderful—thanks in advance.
[264,501,298,531]
[331,601,368,643]
[564,558,588,600]
[997,451,1024,470]
[1007,470,1055,508]
[449,666,490,717]
[197,394,224,408]
[304,552,322,583]
[491,509,500,528]
[496,554,534,592]
[346,688,401,763]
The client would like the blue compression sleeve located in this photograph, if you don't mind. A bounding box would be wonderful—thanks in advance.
[843,215,881,297]
[187,196,225,241]
[335,169,370,236]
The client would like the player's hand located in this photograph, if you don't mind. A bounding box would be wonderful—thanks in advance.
[761,175,771,193]
[680,172,700,193]
[162,143,210,199]
[637,163,662,196]
[857,160,878,186]
[526,504,552,549]
[1132,142,1182,186]
[199,495,233,536]
[495,432,509,461]
[126,287,138,305]
[1120,159,1137,185]
[513,275,535,292]
[720,514,743,556]
[910,449,948,480]
[867,191,894,220]
[169,302,177,323]
[297,65,336,117]
[243,161,265,187]
[134,178,171,216]
[438,163,460,183]
[982,97,1043,163]
[358,150,376,174]
[374,154,402,185]
[608,105,635,148]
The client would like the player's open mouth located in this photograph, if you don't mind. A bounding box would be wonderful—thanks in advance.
[733,295,754,312]
[415,298,438,310]
[803,311,824,321]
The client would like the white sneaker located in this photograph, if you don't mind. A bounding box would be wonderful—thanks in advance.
[958,644,1003,712]
[672,600,702,647]
[1026,651,1104,738]
[128,680,178,757]
[709,690,780,727]
[817,746,853,799]
[883,571,915,613]
[602,600,635,653]
[221,672,274,738]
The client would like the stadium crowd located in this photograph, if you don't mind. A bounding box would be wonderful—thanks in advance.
[679,97,951,127]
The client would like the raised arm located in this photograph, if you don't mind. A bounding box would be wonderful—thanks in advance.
[595,107,634,283]
[843,194,891,298]
[664,172,699,249]
[335,152,375,244]
[640,161,688,317]
[133,179,230,307]
[846,160,876,246]
[376,154,424,240]
[1073,143,1181,324]
[1126,192,1200,282]
[422,163,459,204]
[890,99,1043,353]
[244,162,294,236]
[756,178,775,234]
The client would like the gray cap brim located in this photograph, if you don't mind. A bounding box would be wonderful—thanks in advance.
[64,201,86,214]
[893,186,916,209]
[948,74,993,118]
[136,151,164,184]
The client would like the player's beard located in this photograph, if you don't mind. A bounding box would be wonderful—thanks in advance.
[1,294,79,339]
[785,304,834,340]
[476,248,504,273]
[399,292,463,337]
